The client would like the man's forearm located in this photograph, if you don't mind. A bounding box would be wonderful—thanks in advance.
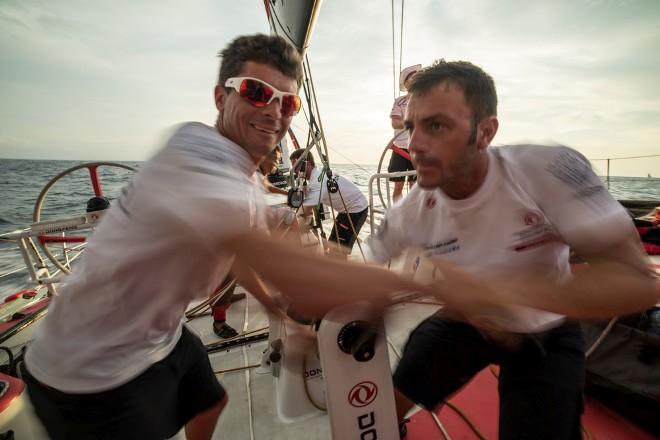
[520,261,658,320]
[225,232,432,317]
[230,260,282,316]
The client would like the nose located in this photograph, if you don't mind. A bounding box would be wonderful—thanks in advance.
[408,128,423,155]
[263,97,283,119]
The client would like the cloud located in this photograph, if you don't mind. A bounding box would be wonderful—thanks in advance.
[1,0,659,174]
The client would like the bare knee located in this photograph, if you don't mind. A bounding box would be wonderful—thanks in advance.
[394,388,415,422]
[185,394,228,440]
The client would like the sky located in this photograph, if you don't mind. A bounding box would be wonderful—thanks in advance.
[1,0,659,177]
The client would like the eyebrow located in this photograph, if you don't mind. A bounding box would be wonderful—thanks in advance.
[404,112,451,129]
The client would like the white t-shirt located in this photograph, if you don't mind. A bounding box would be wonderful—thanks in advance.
[390,95,410,148]
[366,145,633,332]
[303,167,368,214]
[26,122,269,393]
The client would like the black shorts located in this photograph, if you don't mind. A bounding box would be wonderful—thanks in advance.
[387,149,416,182]
[23,326,226,440]
[328,207,368,251]
[393,315,585,440]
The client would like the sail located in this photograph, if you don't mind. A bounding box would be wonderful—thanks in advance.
[263,0,322,54]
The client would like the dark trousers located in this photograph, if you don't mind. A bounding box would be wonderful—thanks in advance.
[23,327,225,440]
[394,315,585,440]
[329,207,368,251]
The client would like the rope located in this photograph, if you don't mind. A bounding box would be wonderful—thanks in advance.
[391,0,396,100]
[242,286,255,440]
[590,153,660,161]
[399,0,405,95]
[330,183,367,262]
[202,327,269,348]
[214,363,260,375]
[430,411,453,440]
[442,400,488,440]
[304,54,331,164]
[302,351,327,411]
[585,317,618,358]
[185,279,237,320]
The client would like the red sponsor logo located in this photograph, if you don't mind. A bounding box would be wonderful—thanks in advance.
[523,210,543,226]
[348,381,378,407]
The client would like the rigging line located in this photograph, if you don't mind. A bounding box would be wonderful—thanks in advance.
[430,411,453,440]
[297,73,327,170]
[585,317,618,358]
[266,1,300,49]
[304,54,332,164]
[391,0,397,100]
[0,265,30,279]
[323,171,342,253]
[589,153,660,161]
[214,363,260,375]
[399,0,405,95]
[442,400,488,440]
[332,186,367,262]
[299,65,326,165]
[242,287,256,440]
[324,145,372,174]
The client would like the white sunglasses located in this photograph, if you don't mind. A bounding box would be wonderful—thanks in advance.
[224,77,301,116]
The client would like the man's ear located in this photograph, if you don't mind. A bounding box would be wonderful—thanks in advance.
[477,116,499,151]
[214,85,226,112]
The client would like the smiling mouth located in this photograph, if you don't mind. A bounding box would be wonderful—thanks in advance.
[250,123,278,135]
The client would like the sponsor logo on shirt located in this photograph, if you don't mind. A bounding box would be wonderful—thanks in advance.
[511,209,558,252]
[424,237,460,256]
[545,149,604,199]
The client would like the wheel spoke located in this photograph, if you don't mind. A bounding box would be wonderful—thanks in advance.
[33,162,135,274]
[38,235,87,244]
[87,164,103,197]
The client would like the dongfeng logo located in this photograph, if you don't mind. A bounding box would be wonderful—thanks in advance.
[348,381,378,407]
[523,210,543,226]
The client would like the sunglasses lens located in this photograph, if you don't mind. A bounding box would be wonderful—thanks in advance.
[236,78,300,116]
[240,79,273,107]
[281,95,302,116]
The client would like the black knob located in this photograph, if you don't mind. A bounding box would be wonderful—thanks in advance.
[337,321,377,362]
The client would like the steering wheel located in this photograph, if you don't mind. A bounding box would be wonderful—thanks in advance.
[32,162,136,274]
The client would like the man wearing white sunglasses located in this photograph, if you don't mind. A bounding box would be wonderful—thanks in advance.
[23,34,303,440]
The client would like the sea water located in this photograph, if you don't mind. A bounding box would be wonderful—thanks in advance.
[1,158,659,297]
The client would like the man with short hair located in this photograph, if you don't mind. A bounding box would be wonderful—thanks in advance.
[209,143,288,340]
[290,149,368,256]
[365,59,658,438]
[22,33,303,440]
[388,64,421,203]
[259,144,289,195]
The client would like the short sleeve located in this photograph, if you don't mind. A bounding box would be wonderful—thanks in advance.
[390,96,405,118]
[364,200,410,263]
[302,180,323,207]
[501,145,634,252]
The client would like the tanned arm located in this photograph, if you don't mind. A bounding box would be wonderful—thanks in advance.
[391,115,404,130]
[430,228,658,322]
[224,231,432,318]
[515,229,658,319]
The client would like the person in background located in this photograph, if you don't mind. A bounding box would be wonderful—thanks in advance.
[388,64,421,203]
[210,143,289,340]
[365,59,658,438]
[290,149,368,258]
[259,144,288,195]
[21,33,304,440]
